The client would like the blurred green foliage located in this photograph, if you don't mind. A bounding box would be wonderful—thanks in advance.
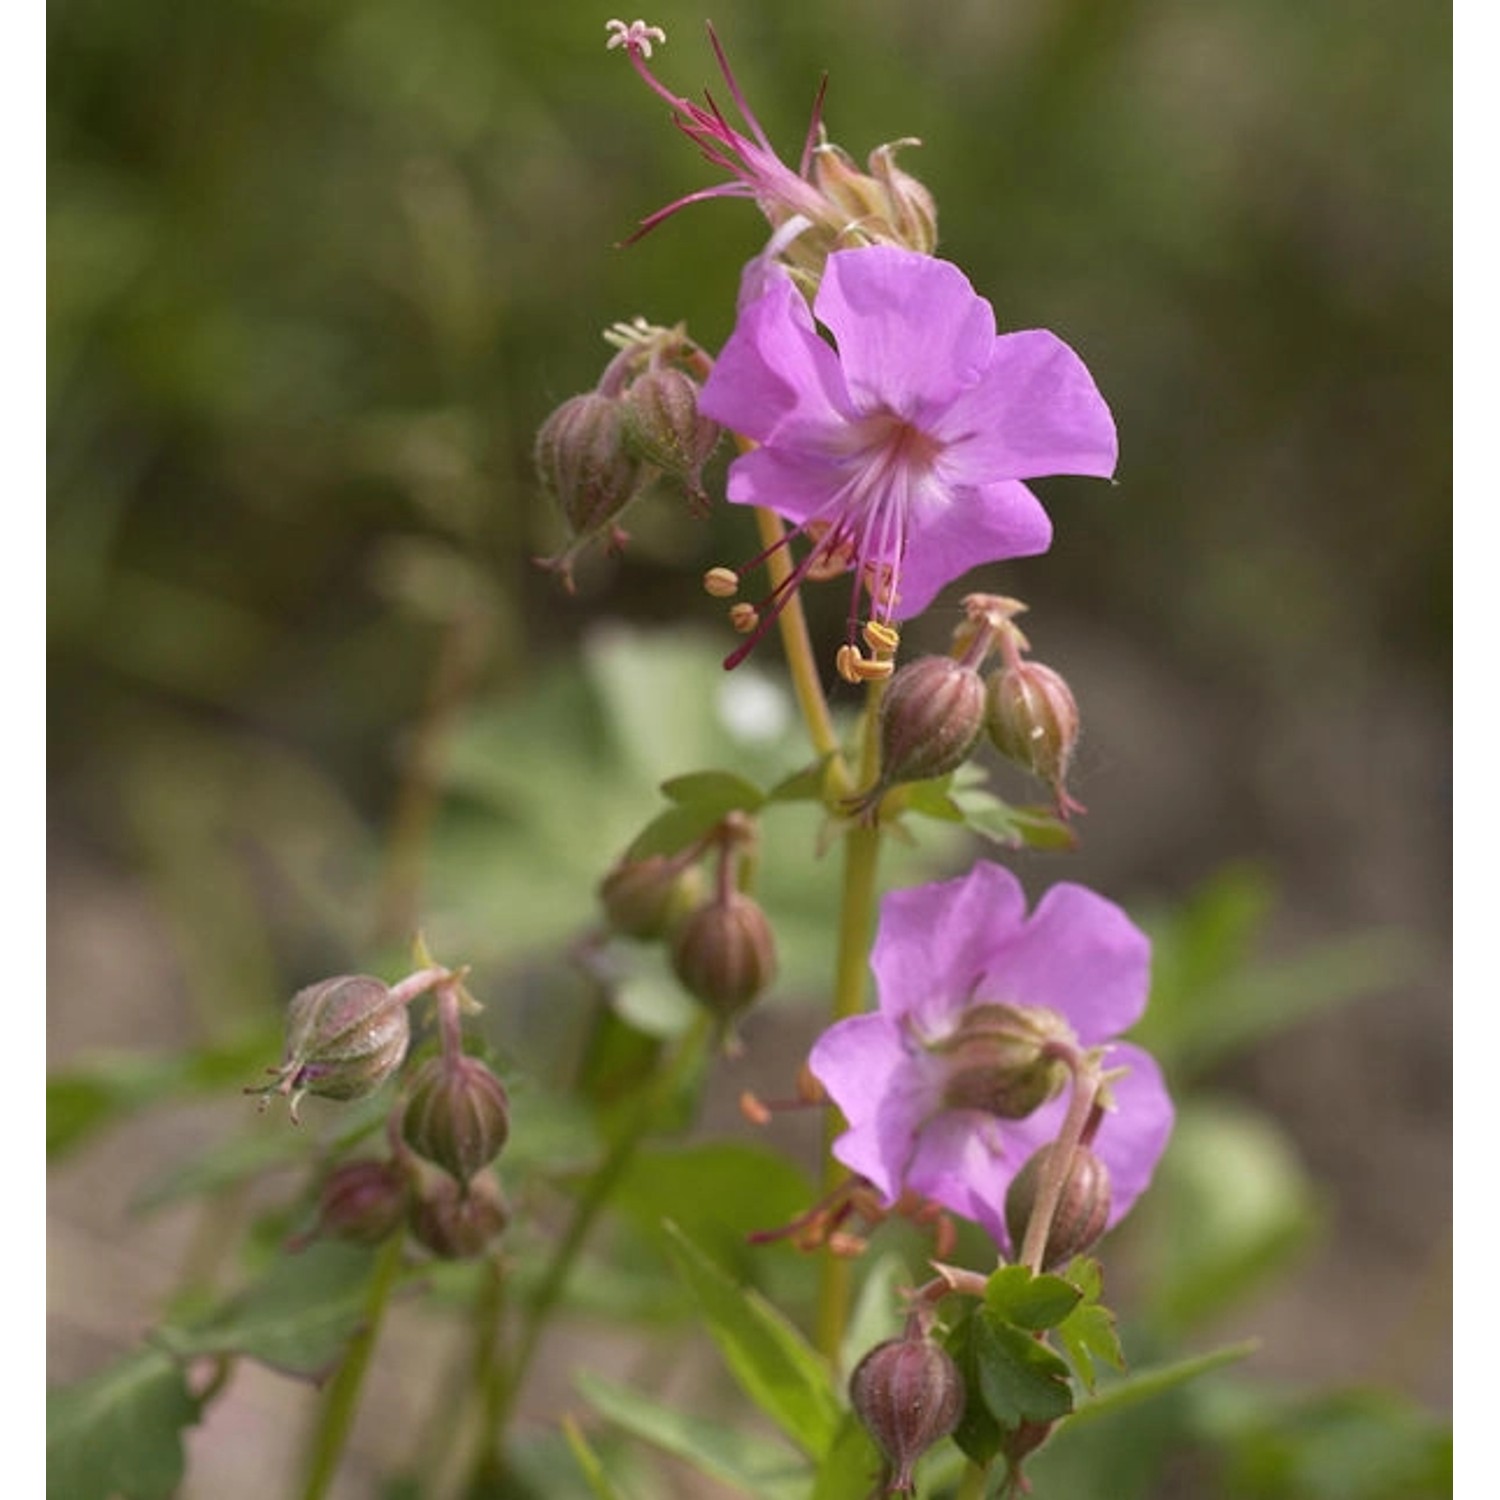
[49,1,1449,1496]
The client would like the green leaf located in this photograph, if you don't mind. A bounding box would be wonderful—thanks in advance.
[158,1241,381,1380]
[948,786,1078,851]
[984,1265,1084,1330]
[661,1221,841,1458]
[576,1372,804,1500]
[614,1142,815,1280]
[660,769,766,814]
[766,755,836,804]
[625,802,731,860]
[561,1414,636,1500]
[47,1032,278,1159]
[840,1253,909,1377]
[971,1311,1075,1428]
[47,1346,201,1500]
[1052,1258,1125,1391]
[809,1412,884,1500]
[1135,1101,1320,1334]
[944,1308,1004,1467]
[1069,1340,1259,1425]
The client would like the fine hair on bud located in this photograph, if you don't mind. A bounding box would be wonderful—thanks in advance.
[253,975,411,1121]
[849,1333,965,1493]
[401,1054,511,1185]
[1003,1142,1113,1268]
[409,1169,510,1260]
[598,852,705,941]
[879,655,987,787]
[669,890,778,1019]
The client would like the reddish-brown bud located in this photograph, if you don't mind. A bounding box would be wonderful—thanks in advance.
[314,1158,411,1246]
[535,392,650,548]
[932,1003,1073,1120]
[620,366,721,501]
[850,1334,965,1493]
[878,656,986,788]
[598,853,705,941]
[409,1170,509,1260]
[669,891,777,1019]
[985,659,1081,795]
[401,1055,511,1183]
[252,975,410,1121]
[1004,1143,1113,1269]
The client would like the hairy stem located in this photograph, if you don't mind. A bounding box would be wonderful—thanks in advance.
[298,1234,406,1500]
[814,813,882,1365]
[1018,1053,1101,1273]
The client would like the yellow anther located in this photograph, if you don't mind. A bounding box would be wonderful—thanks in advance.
[703,565,740,598]
[861,619,901,655]
[852,656,894,682]
[835,644,864,684]
[728,602,759,634]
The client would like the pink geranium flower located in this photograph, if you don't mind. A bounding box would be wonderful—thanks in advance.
[697,246,1118,665]
[808,861,1173,1252]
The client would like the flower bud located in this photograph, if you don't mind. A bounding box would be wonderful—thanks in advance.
[868,141,939,255]
[313,1158,411,1246]
[409,1170,509,1260]
[985,659,1081,799]
[254,975,411,1121]
[1003,1143,1113,1269]
[534,392,650,576]
[932,1003,1072,1120]
[878,656,987,787]
[850,1334,965,1493]
[401,1055,511,1183]
[620,366,721,502]
[669,890,777,1019]
[598,853,705,941]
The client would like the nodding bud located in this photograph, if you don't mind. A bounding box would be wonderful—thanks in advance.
[1004,1143,1113,1269]
[669,890,778,1019]
[849,1333,965,1493]
[313,1158,411,1247]
[620,365,721,503]
[932,1003,1073,1120]
[985,659,1081,806]
[409,1170,509,1260]
[401,1055,511,1184]
[535,392,651,580]
[252,975,410,1121]
[598,853,705,941]
[879,656,987,787]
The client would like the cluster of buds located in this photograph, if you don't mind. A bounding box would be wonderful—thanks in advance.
[848,595,1084,822]
[254,959,515,1262]
[850,1318,966,1495]
[598,811,777,1028]
[535,319,722,588]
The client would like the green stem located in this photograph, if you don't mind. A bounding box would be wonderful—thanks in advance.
[814,815,883,1365]
[489,1014,712,1447]
[957,1460,991,1500]
[299,1234,406,1500]
[750,505,852,796]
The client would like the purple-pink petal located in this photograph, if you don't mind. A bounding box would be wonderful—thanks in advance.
[933,329,1118,482]
[883,477,1054,620]
[813,246,996,417]
[975,881,1152,1043]
[870,862,1030,1037]
[698,271,852,445]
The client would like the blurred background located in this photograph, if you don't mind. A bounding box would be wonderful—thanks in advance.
[49,0,1450,1494]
